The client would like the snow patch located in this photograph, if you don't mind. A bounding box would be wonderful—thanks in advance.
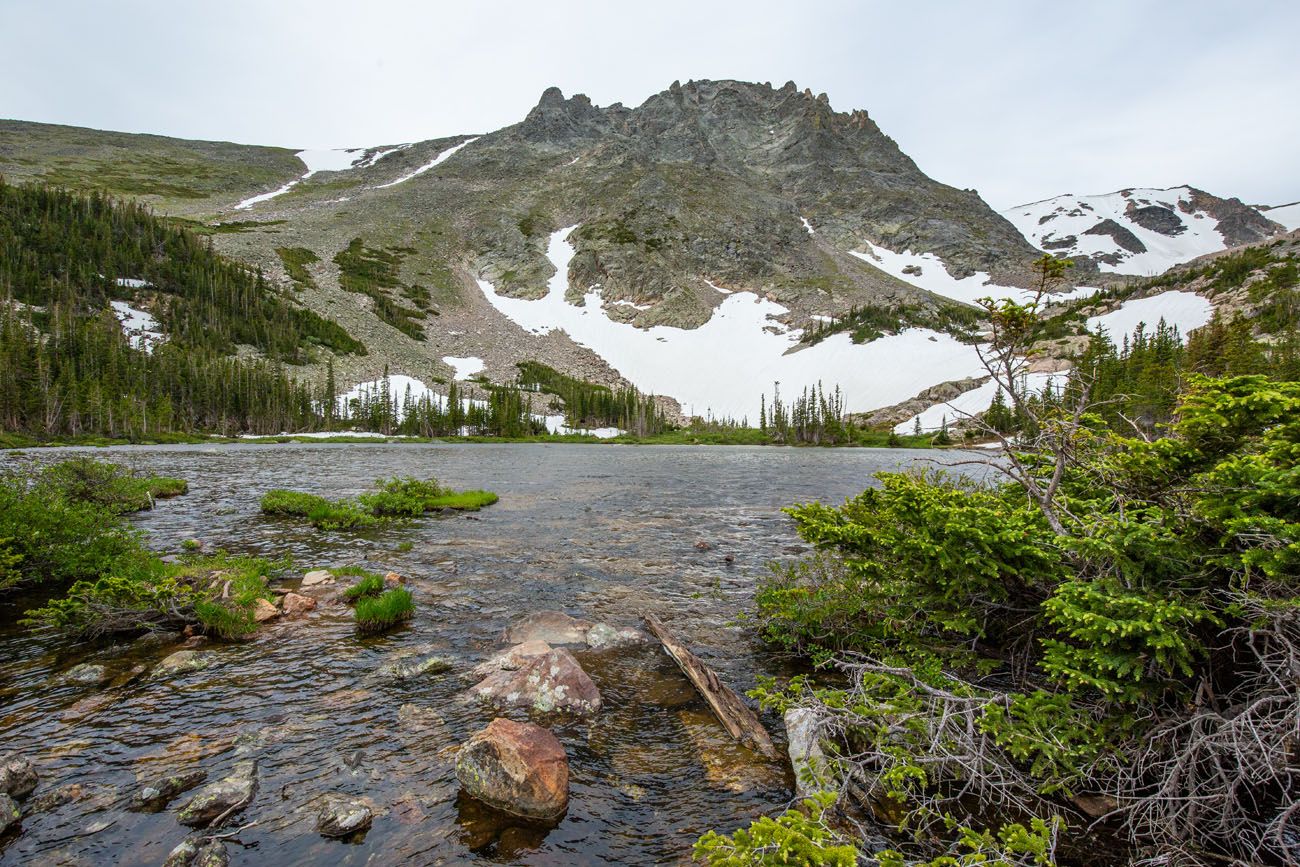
[704,279,733,295]
[1086,290,1214,341]
[235,147,368,210]
[1003,187,1232,276]
[477,227,992,420]
[1262,202,1300,231]
[800,217,815,235]
[849,243,1026,305]
[110,300,165,353]
[115,278,151,289]
[893,373,1058,434]
[375,136,481,189]
[442,356,485,380]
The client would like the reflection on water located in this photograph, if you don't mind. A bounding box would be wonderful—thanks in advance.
[0,443,958,865]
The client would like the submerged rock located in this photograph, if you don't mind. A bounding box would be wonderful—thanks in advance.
[377,648,452,681]
[0,794,19,835]
[316,793,374,838]
[584,623,650,650]
[456,718,569,823]
[61,663,109,686]
[0,754,37,799]
[678,709,788,794]
[131,768,208,812]
[163,837,229,867]
[152,650,215,678]
[23,783,82,815]
[471,648,602,716]
[501,611,593,645]
[175,760,257,828]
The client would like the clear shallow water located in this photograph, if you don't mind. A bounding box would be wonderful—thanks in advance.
[0,443,955,866]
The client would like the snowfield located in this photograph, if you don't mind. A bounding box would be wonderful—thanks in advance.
[1003,187,1231,276]
[849,243,1027,305]
[234,147,368,210]
[478,227,993,420]
[1262,202,1300,231]
[442,355,485,380]
[1086,290,1214,340]
[376,136,481,189]
[110,300,165,353]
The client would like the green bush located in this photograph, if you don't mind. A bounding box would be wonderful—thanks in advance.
[36,456,187,513]
[24,552,278,638]
[694,794,857,866]
[354,587,414,634]
[358,476,448,517]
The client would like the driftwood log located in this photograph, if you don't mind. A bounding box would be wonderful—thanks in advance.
[643,613,779,760]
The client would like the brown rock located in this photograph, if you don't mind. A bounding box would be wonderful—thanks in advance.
[253,598,280,623]
[470,648,601,716]
[383,571,405,588]
[501,611,592,645]
[467,640,553,680]
[455,719,568,822]
[1072,792,1118,819]
[281,592,317,617]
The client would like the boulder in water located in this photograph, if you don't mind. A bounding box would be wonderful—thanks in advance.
[455,718,569,823]
[584,623,650,650]
[377,647,452,681]
[61,662,109,686]
[467,639,553,680]
[281,592,317,617]
[252,598,280,623]
[0,755,37,800]
[301,569,334,587]
[163,837,229,867]
[175,760,257,828]
[0,793,19,836]
[501,611,593,645]
[152,650,215,678]
[131,768,208,811]
[470,648,602,716]
[23,783,83,815]
[316,793,374,838]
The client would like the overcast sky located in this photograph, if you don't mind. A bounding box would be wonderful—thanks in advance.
[3,0,1297,209]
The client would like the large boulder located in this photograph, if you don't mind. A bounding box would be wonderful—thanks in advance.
[0,754,37,799]
[316,793,374,838]
[501,611,593,645]
[470,648,602,716]
[175,760,258,828]
[455,719,569,822]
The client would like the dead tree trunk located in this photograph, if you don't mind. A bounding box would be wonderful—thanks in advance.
[643,613,778,760]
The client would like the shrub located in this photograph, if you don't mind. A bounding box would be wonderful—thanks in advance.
[354,587,414,634]
[36,457,187,513]
[358,476,448,517]
[693,793,858,866]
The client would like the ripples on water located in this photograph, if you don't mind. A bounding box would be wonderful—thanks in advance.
[0,443,958,865]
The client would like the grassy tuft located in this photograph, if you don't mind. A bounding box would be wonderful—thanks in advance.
[355,587,414,634]
[260,489,330,516]
[343,572,385,601]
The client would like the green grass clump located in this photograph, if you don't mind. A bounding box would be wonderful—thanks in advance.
[424,490,499,511]
[358,476,449,516]
[355,587,414,634]
[147,477,188,498]
[306,501,377,531]
[342,572,385,601]
[260,489,331,516]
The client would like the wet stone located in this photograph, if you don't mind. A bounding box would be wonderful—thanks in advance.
[501,611,593,645]
[584,623,651,650]
[316,793,374,838]
[152,650,215,678]
[281,592,317,617]
[61,663,109,687]
[470,648,602,717]
[0,754,38,799]
[175,760,257,828]
[455,718,569,823]
[23,783,82,815]
[377,648,453,681]
[131,768,207,812]
[0,793,19,835]
[163,837,229,867]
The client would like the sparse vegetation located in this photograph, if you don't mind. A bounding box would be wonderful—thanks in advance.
[334,237,431,339]
[275,246,320,290]
[342,570,385,601]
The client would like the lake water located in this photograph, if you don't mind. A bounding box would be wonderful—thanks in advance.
[0,443,965,866]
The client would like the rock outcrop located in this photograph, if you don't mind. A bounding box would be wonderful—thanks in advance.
[175,760,258,828]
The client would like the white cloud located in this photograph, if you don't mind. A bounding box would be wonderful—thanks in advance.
[1,0,1297,208]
